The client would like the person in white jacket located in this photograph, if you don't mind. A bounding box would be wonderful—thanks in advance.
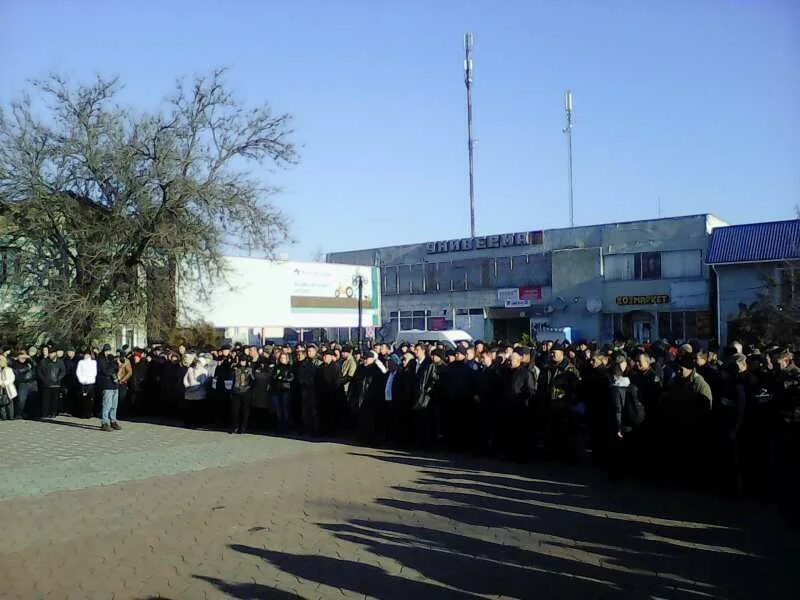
[182,354,209,428]
[75,351,98,419]
[0,354,18,420]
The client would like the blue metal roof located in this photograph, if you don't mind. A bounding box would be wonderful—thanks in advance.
[706,219,800,264]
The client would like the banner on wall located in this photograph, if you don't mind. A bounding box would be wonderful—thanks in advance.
[179,257,382,328]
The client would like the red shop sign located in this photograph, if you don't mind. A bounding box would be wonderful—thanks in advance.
[519,286,542,301]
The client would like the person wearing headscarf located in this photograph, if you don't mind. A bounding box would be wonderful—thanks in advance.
[182,353,209,428]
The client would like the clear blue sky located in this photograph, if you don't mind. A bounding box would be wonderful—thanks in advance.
[2,0,799,260]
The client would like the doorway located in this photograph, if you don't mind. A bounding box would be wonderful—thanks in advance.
[623,311,655,343]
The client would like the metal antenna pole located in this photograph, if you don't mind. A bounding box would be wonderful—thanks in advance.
[464,33,476,238]
[563,90,574,227]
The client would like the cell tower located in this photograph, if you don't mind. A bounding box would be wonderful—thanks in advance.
[563,90,575,227]
[464,32,476,238]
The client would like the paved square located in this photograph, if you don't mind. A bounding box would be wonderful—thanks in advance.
[0,417,797,599]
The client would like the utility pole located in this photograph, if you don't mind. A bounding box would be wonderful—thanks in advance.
[563,90,575,227]
[464,32,476,238]
[356,274,364,350]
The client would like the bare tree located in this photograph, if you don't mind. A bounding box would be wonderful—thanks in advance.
[0,69,296,344]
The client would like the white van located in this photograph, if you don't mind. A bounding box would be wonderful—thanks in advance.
[394,329,474,350]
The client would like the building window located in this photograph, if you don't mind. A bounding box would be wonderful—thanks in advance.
[635,252,661,280]
[658,311,706,341]
[382,266,398,295]
[605,252,661,280]
[495,257,513,287]
[661,250,702,279]
[424,262,438,293]
[409,264,425,294]
[397,266,413,294]
[604,254,636,280]
[451,263,468,292]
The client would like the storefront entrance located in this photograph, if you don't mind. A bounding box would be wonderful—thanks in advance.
[624,310,655,343]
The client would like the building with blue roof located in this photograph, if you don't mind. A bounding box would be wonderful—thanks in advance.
[707,219,800,345]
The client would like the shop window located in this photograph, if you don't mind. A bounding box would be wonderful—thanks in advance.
[412,310,426,330]
[658,312,673,340]
[399,310,413,331]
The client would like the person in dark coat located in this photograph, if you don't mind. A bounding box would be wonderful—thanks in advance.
[391,351,416,448]
[351,351,385,446]
[295,346,322,436]
[474,350,502,455]
[230,355,255,434]
[61,348,79,415]
[11,351,36,419]
[271,353,295,433]
[503,350,537,461]
[37,349,66,419]
[608,356,642,478]
[96,344,121,431]
[582,351,612,466]
[410,345,439,449]
[129,351,149,417]
[442,347,472,450]
[317,350,342,434]
[631,351,663,470]
[536,343,581,460]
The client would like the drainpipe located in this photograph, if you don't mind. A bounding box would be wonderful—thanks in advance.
[712,265,721,345]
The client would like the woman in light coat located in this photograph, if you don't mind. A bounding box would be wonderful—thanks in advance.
[0,354,18,420]
[182,354,209,428]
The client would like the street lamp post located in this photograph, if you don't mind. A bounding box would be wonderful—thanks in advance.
[356,274,364,350]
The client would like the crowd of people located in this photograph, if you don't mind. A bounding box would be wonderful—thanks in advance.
[0,336,798,518]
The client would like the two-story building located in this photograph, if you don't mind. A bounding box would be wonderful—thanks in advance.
[327,214,727,343]
[707,219,800,346]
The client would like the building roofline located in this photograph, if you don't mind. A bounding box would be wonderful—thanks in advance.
[708,217,800,231]
[328,213,726,257]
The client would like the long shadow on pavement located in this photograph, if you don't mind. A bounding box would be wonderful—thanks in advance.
[201,448,800,599]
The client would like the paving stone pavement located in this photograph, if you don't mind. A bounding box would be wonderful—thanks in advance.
[0,417,798,599]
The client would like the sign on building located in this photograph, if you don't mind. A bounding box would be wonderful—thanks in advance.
[615,294,670,306]
[505,299,531,308]
[426,231,544,255]
[497,288,520,303]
